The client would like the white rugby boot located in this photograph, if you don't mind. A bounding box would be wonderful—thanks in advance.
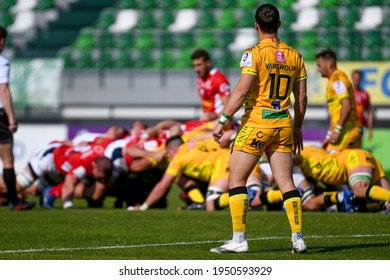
[210,240,249,253]
[291,232,308,254]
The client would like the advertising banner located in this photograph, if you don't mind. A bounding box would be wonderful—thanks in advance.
[306,62,390,106]
[10,58,63,109]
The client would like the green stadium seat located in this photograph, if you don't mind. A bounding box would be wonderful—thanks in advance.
[217,0,237,8]
[97,49,113,68]
[172,49,192,69]
[73,28,95,49]
[156,11,175,29]
[113,49,133,68]
[297,30,318,48]
[277,0,296,8]
[74,50,95,68]
[236,0,258,9]
[341,30,361,48]
[317,0,339,8]
[133,50,154,68]
[340,0,361,6]
[298,47,318,62]
[0,0,16,9]
[176,0,197,8]
[318,30,339,49]
[339,9,360,28]
[279,29,297,45]
[216,31,235,48]
[216,10,236,29]
[364,47,383,61]
[96,9,116,30]
[58,48,73,68]
[136,12,155,29]
[237,9,255,28]
[361,0,383,5]
[95,31,113,49]
[175,32,194,48]
[196,31,215,49]
[156,31,174,49]
[196,11,216,29]
[158,0,177,9]
[114,32,133,49]
[116,0,137,8]
[138,0,156,10]
[279,8,296,28]
[341,47,361,61]
[35,0,55,10]
[152,50,174,69]
[198,0,217,8]
[362,31,383,48]
[383,31,390,47]
[318,9,339,28]
[0,10,13,27]
[215,49,236,69]
[133,31,154,49]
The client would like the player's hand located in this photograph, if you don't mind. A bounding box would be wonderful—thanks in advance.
[293,128,303,155]
[212,123,224,144]
[127,205,141,211]
[322,138,330,149]
[9,122,17,133]
[329,129,340,145]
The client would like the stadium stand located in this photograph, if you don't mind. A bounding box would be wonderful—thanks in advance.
[2,0,389,67]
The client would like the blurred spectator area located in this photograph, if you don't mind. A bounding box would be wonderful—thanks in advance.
[2,0,390,68]
[1,0,390,125]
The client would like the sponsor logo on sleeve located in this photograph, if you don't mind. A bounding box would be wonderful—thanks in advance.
[240,52,253,67]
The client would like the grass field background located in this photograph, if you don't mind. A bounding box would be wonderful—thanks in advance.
[0,186,389,260]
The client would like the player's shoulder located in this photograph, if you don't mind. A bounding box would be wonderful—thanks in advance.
[0,55,9,66]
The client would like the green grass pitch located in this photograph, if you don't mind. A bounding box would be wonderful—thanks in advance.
[0,186,389,260]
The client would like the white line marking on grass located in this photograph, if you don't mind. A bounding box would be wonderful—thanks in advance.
[1,234,390,254]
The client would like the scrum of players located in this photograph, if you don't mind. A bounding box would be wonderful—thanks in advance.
[0,118,389,213]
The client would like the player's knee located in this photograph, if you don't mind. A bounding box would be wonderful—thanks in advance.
[206,186,225,210]
[16,170,35,189]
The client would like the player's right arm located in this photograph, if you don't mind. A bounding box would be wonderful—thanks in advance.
[128,172,176,211]
[212,74,254,143]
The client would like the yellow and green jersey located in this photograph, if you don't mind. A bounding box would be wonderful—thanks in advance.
[239,38,307,128]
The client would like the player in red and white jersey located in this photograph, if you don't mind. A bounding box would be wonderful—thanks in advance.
[352,69,374,141]
[191,49,231,121]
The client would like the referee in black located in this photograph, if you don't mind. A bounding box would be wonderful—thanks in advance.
[0,26,34,210]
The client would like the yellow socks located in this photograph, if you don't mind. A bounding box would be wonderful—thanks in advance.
[283,189,303,233]
[229,186,248,233]
[367,185,390,202]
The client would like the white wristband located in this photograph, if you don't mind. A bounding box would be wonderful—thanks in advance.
[140,202,149,211]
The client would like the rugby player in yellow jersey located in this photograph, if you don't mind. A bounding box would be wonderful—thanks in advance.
[128,135,263,211]
[293,145,390,212]
[212,4,308,254]
[316,49,363,153]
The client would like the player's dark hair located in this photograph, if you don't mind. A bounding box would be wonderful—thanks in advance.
[191,49,210,61]
[255,4,280,34]
[352,69,362,76]
[165,135,184,150]
[0,26,7,40]
[95,157,113,178]
[316,49,337,61]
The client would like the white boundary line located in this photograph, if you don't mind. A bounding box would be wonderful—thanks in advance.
[1,233,389,254]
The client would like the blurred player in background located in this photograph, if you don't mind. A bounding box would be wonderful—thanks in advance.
[211,4,308,254]
[352,69,374,141]
[191,49,231,121]
[316,49,362,152]
[0,26,35,210]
